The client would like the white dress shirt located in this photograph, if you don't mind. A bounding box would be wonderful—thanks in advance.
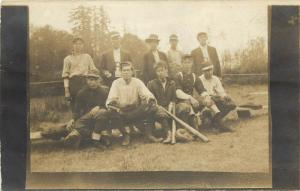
[199,74,226,97]
[113,48,121,77]
[106,77,155,108]
[199,45,210,62]
[152,50,160,63]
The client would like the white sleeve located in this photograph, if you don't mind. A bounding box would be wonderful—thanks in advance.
[62,56,71,78]
[176,89,191,100]
[106,81,119,107]
[138,79,155,101]
[215,77,227,97]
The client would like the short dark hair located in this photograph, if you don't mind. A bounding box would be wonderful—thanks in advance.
[197,32,208,40]
[72,37,84,44]
[120,61,134,71]
[154,61,168,71]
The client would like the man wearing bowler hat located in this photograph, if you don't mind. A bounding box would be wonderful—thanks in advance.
[100,31,132,87]
[142,34,168,85]
[191,32,221,77]
[167,34,183,79]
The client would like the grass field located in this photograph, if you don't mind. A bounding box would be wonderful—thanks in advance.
[30,84,269,173]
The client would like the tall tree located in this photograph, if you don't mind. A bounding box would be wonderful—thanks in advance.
[30,25,73,81]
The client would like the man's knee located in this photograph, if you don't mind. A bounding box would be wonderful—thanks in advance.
[176,102,191,115]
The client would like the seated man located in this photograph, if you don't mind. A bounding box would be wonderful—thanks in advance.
[147,61,176,143]
[196,62,236,133]
[96,61,166,146]
[61,70,110,149]
[174,54,204,130]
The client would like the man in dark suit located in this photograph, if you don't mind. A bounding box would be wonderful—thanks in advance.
[191,32,221,77]
[100,31,132,87]
[142,34,168,85]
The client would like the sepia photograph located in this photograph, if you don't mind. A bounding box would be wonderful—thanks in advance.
[3,0,272,189]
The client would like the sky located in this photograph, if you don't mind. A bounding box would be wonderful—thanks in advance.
[4,0,274,54]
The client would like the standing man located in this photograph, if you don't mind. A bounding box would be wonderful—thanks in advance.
[167,34,183,79]
[100,31,132,87]
[97,62,165,146]
[142,34,168,85]
[191,32,221,77]
[196,62,236,133]
[147,61,177,143]
[62,37,99,121]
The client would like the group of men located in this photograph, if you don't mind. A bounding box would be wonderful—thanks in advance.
[41,31,236,149]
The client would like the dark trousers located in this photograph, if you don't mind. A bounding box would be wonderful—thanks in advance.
[175,100,205,127]
[69,76,86,114]
[74,109,109,138]
[95,103,169,135]
[211,96,236,119]
[41,123,70,140]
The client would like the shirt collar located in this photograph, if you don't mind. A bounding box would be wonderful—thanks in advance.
[200,44,208,49]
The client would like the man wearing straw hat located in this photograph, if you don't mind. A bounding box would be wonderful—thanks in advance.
[142,34,168,85]
[100,31,132,87]
[197,62,236,133]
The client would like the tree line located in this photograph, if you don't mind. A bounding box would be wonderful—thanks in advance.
[29,5,267,82]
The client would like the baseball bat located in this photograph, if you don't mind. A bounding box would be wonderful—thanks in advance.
[171,103,176,144]
[160,107,209,142]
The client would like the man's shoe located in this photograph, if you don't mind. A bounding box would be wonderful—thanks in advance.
[121,134,130,146]
[92,140,107,150]
[146,135,163,143]
[162,131,172,144]
[219,124,234,133]
[63,130,81,149]
[101,136,112,147]
[210,127,220,134]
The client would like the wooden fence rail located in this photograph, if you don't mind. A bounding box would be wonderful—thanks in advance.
[29,73,268,97]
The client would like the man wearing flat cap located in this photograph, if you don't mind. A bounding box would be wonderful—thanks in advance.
[62,37,99,120]
[197,62,236,133]
[100,31,132,87]
[174,54,205,131]
[96,61,165,146]
[191,32,221,77]
[142,34,168,85]
[39,70,111,149]
[167,34,183,79]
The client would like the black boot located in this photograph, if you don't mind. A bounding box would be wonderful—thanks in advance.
[121,133,131,146]
[63,130,81,149]
[100,135,111,147]
[144,121,163,143]
[212,113,233,133]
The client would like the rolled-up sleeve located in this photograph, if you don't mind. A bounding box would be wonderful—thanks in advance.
[62,57,71,78]
[215,77,226,97]
[138,79,155,101]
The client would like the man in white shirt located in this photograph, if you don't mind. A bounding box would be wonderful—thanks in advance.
[198,62,236,132]
[167,34,183,79]
[96,62,165,146]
